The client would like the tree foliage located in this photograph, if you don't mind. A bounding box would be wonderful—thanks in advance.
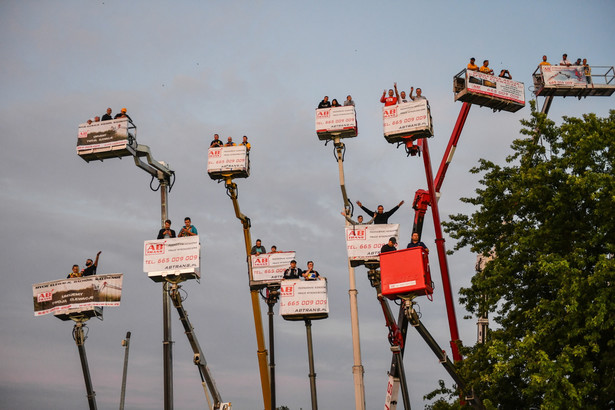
[440,106,615,409]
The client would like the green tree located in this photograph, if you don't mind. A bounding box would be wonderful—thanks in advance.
[441,107,615,409]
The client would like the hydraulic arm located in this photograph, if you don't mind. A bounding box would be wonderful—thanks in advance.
[169,284,224,409]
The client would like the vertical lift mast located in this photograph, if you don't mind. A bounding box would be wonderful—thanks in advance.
[222,176,272,410]
[332,136,367,410]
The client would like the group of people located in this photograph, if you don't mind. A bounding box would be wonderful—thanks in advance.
[539,54,592,83]
[156,217,198,239]
[380,83,425,106]
[380,232,428,254]
[339,200,429,254]
[68,251,102,278]
[250,239,279,255]
[467,58,512,80]
[283,260,322,281]
[85,107,133,124]
[317,95,355,108]
[210,134,251,150]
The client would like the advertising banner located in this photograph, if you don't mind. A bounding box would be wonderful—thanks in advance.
[279,279,329,317]
[382,100,431,136]
[466,71,525,104]
[77,118,131,152]
[315,106,357,133]
[143,236,200,273]
[251,251,296,283]
[345,224,400,261]
[33,274,123,316]
[207,146,248,173]
[540,65,586,86]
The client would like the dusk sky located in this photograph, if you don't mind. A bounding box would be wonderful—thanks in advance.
[1,1,613,409]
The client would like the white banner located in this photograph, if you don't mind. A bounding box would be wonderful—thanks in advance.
[33,274,123,316]
[207,146,248,173]
[382,101,431,136]
[143,236,200,273]
[540,65,586,86]
[315,106,357,133]
[77,118,130,152]
[251,251,296,283]
[279,279,329,317]
[466,71,525,104]
[345,224,400,260]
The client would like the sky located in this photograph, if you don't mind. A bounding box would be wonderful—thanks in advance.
[1,1,614,409]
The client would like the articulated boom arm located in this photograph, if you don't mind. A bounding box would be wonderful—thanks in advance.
[403,301,484,409]
[169,285,223,409]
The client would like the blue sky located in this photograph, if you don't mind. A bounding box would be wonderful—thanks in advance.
[1,1,613,409]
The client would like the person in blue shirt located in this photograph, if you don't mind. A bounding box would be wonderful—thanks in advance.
[406,232,427,250]
[178,217,198,237]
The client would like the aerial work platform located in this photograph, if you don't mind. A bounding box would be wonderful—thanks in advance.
[250,251,296,289]
[279,279,329,321]
[344,224,399,267]
[77,118,137,162]
[143,236,201,282]
[32,273,124,320]
[532,65,615,98]
[453,69,525,112]
[380,247,433,299]
[207,146,250,180]
[382,100,434,143]
[315,106,358,140]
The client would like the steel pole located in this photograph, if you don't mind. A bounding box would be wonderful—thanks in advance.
[74,322,97,410]
[305,319,318,410]
[160,181,173,410]
[334,137,366,410]
[119,331,131,410]
[267,296,276,410]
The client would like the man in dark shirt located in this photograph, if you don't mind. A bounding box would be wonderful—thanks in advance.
[82,251,101,276]
[318,96,331,109]
[210,134,223,147]
[283,260,302,279]
[356,200,405,224]
[157,220,176,239]
[406,232,427,250]
[101,107,113,121]
[380,237,398,253]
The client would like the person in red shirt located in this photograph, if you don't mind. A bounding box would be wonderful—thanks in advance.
[380,82,400,106]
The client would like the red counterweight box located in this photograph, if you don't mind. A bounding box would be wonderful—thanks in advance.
[380,247,433,299]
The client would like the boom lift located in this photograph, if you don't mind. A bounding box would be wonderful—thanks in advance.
[377,67,525,407]
[207,146,272,410]
[78,116,230,409]
[33,273,125,410]
[531,63,615,116]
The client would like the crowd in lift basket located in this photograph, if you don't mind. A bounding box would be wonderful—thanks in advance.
[84,107,133,125]
[210,133,251,150]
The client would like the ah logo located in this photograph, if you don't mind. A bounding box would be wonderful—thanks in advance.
[146,243,165,255]
[78,130,88,139]
[252,256,270,267]
[317,109,331,118]
[208,149,222,158]
[280,283,295,297]
[383,107,398,118]
[37,291,53,302]
[346,228,366,241]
